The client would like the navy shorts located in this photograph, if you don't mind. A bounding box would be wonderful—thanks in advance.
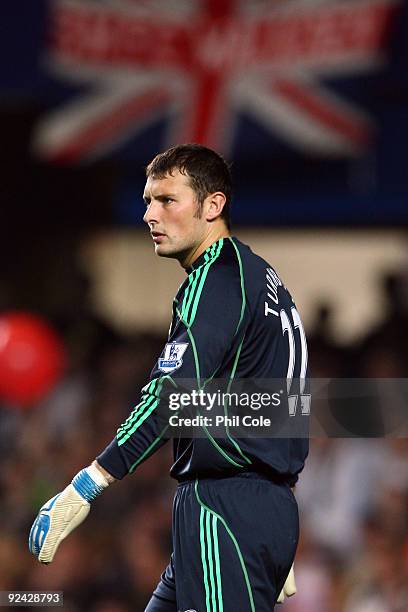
[145,473,299,612]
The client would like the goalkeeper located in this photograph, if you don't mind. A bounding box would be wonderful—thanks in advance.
[30,144,309,611]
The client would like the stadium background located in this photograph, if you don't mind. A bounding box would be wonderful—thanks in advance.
[1,1,408,610]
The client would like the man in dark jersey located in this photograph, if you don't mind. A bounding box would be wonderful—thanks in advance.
[29,144,309,611]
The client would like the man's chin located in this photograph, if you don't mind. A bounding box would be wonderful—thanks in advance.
[154,243,189,265]
[154,243,176,259]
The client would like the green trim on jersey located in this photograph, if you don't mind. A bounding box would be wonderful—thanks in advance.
[224,336,252,465]
[117,377,166,446]
[220,237,252,464]
[195,480,255,612]
[116,378,159,440]
[126,376,178,471]
[178,325,245,467]
[198,238,251,466]
[229,237,247,337]
[177,237,251,469]
[189,241,223,326]
[201,423,246,468]
[181,253,209,323]
[118,238,243,468]
[175,305,201,384]
[180,239,223,327]
[176,303,244,469]
[128,423,170,473]
[202,236,247,384]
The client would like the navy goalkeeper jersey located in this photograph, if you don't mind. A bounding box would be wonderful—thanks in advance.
[97,237,309,485]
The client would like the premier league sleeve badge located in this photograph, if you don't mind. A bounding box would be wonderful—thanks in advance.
[158,342,189,373]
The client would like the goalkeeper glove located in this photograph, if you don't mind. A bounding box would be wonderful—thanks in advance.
[29,463,110,564]
[277,563,297,604]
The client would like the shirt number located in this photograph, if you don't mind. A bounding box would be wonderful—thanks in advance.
[280,307,311,416]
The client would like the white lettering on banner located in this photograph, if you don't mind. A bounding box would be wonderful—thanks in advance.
[33,0,399,162]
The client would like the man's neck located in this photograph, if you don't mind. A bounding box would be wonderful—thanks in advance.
[181,228,231,270]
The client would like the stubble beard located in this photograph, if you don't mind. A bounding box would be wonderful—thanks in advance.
[154,236,190,262]
[155,232,201,266]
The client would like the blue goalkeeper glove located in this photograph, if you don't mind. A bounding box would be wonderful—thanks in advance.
[29,463,111,564]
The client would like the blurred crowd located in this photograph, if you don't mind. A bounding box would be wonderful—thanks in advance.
[0,245,407,612]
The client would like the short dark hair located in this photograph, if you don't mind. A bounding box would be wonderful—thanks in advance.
[146,143,232,229]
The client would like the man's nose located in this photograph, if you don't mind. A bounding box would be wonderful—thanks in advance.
[143,200,160,225]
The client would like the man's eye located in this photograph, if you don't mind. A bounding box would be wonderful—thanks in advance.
[165,198,174,204]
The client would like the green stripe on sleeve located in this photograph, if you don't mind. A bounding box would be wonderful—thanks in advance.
[116,379,158,437]
[117,378,164,446]
[117,398,159,446]
[116,394,156,438]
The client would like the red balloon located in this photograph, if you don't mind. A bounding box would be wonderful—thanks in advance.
[0,312,66,407]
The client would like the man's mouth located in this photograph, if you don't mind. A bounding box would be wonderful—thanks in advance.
[151,231,166,243]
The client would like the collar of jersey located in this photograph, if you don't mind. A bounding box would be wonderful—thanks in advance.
[185,237,222,274]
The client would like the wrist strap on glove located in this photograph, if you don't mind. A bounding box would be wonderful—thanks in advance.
[71,464,110,502]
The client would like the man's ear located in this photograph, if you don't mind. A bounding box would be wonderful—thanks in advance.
[205,192,226,221]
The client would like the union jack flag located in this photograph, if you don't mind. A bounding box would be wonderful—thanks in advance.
[32,0,400,163]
